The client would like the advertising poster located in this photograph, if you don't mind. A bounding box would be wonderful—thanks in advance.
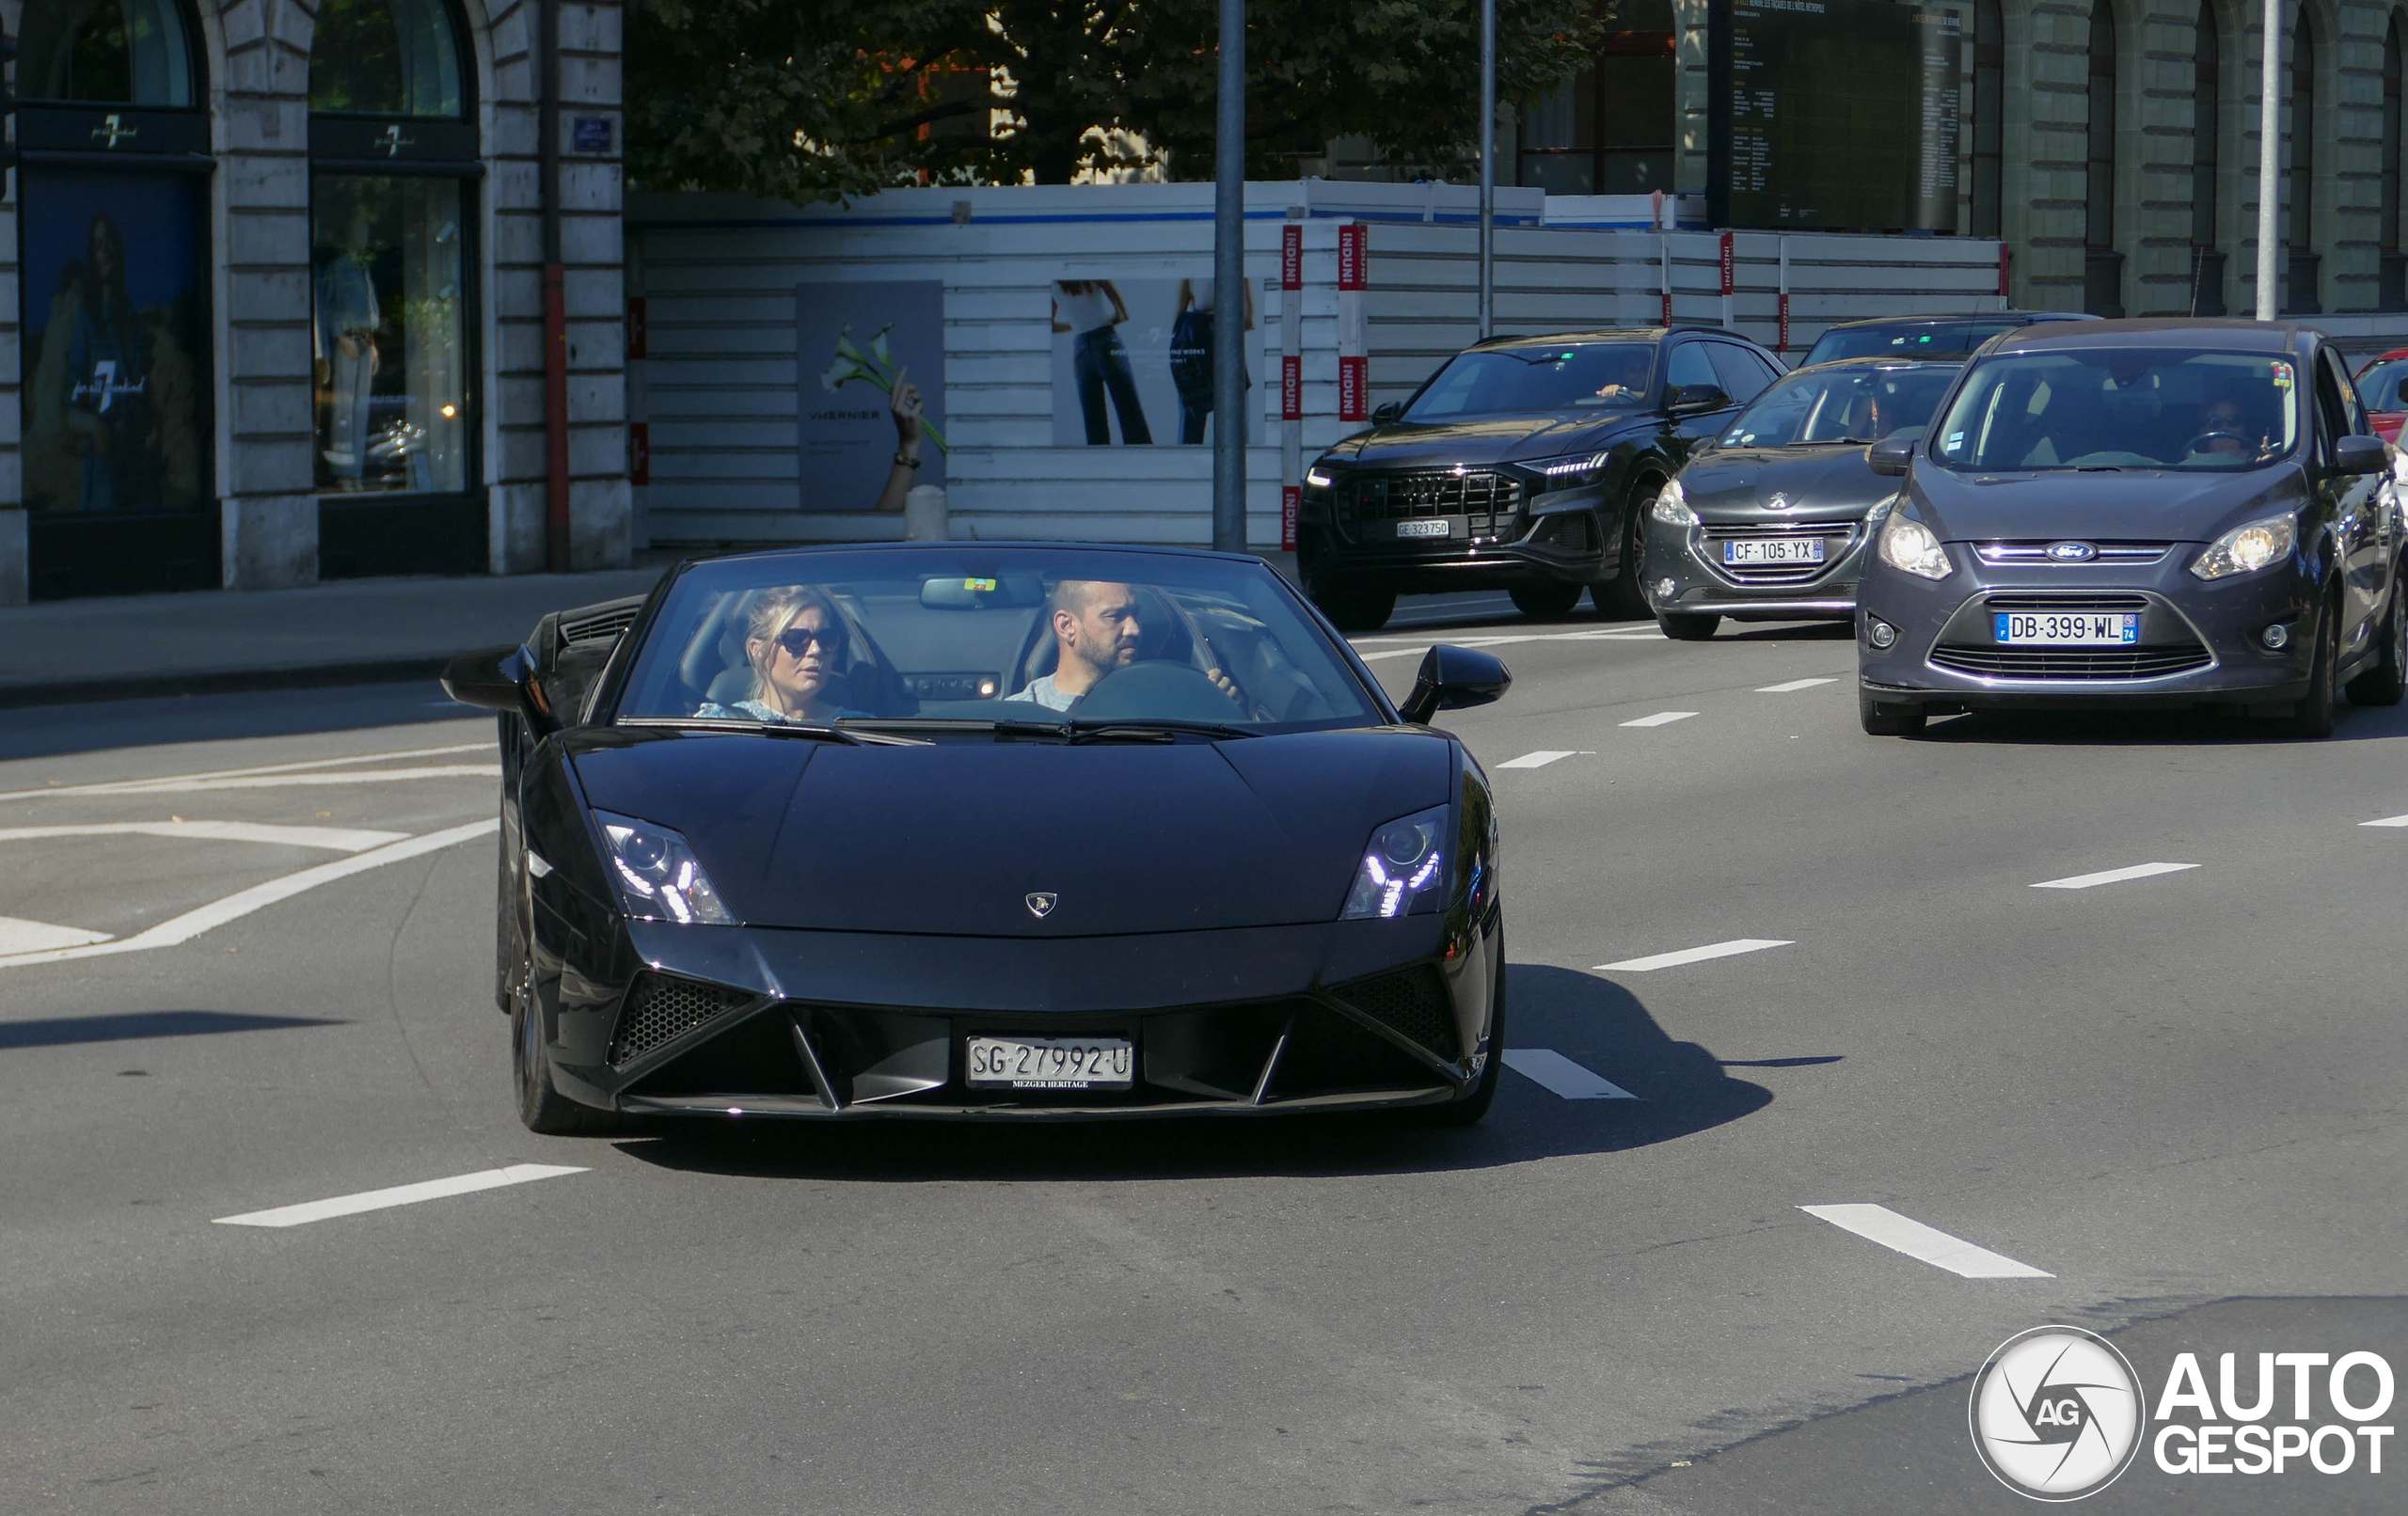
[1050,276,1265,447]
[19,168,212,515]
[798,280,947,513]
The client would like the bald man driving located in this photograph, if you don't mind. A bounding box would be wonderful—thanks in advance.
[1006,579,1247,714]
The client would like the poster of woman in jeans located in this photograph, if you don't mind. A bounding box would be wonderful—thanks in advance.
[1051,276,1263,448]
[1053,281,1152,444]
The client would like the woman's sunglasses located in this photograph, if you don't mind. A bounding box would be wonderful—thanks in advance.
[775,624,846,657]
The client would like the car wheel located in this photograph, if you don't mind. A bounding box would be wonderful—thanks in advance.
[1419,938,1506,1127]
[511,957,618,1136]
[2345,584,2407,706]
[1859,689,1927,736]
[1509,582,1583,620]
[1595,479,1659,619]
[1312,583,1396,633]
[2286,597,2340,738]
[1657,611,1720,641]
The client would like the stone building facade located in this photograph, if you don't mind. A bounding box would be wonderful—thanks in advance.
[0,0,628,603]
[1522,0,2408,320]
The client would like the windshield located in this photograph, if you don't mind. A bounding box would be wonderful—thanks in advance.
[1803,321,2022,366]
[1930,349,2301,472]
[614,548,1382,734]
[2356,359,2408,413]
[1716,364,1960,449]
[1403,343,1656,420]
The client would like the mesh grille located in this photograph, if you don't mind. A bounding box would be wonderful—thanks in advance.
[1979,592,2153,613]
[1341,471,1522,538]
[1930,644,2213,680]
[610,973,757,1066]
[1331,967,1459,1062]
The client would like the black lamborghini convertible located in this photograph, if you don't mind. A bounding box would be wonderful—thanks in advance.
[444,544,1513,1132]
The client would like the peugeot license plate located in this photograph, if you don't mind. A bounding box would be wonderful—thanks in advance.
[1994,611,2141,645]
[1394,518,1453,540]
[1723,538,1825,564]
[966,1035,1134,1090]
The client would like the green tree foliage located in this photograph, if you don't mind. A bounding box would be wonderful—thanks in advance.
[625,1,1604,199]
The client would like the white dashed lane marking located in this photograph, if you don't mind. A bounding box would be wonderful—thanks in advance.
[1503,1049,1638,1099]
[0,821,408,852]
[0,744,491,802]
[1798,1204,2054,1280]
[0,917,113,955]
[214,1163,588,1228]
[2360,813,2408,828]
[1597,939,1793,973]
[1756,677,1839,693]
[2031,861,2198,891]
[1497,750,1590,769]
[1620,711,1697,729]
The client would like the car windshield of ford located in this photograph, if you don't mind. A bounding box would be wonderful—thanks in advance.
[1929,350,2301,472]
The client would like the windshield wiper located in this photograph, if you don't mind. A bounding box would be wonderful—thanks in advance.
[836,716,1073,742]
[1069,719,1259,742]
[620,717,936,746]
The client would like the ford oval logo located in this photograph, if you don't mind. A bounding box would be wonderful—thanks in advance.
[2046,541,2099,562]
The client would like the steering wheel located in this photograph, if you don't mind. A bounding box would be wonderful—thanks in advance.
[2182,430,2251,458]
[1073,659,1256,723]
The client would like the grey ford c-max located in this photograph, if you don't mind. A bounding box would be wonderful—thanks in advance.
[1855,321,2404,737]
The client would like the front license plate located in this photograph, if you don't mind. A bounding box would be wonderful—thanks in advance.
[966,1036,1134,1089]
[1723,538,1826,565]
[1394,517,1453,540]
[1994,611,2141,645]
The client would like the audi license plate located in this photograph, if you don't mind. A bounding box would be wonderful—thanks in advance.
[1723,538,1825,565]
[966,1035,1134,1090]
[1994,611,2141,645]
[1394,518,1453,540]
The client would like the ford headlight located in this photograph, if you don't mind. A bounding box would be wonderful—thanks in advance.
[1651,478,1697,526]
[596,810,736,925]
[1340,805,1449,920]
[2190,513,2296,580]
[1877,513,1952,580]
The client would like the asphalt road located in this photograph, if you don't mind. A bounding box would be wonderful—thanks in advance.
[3,596,2401,1514]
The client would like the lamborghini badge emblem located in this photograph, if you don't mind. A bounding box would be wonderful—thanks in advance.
[1025,892,1058,919]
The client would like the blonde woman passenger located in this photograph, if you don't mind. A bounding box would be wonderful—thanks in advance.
[696,585,863,724]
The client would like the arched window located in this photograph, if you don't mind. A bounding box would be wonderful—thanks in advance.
[2084,0,2124,316]
[2383,18,2404,310]
[309,0,466,118]
[16,0,196,106]
[1517,0,1675,195]
[2191,2,2224,314]
[1971,0,2004,240]
[308,0,483,578]
[2287,6,2319,314]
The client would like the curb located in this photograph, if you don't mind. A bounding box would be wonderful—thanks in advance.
[0,658,455,711]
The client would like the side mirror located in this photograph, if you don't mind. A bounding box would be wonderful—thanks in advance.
[1867,435,1917,477]
[1666,384,1731,417]
[443,643,554,730]
[2333,434,2389,476]
[1370,402,1403,426]
[1399,644,1512,725]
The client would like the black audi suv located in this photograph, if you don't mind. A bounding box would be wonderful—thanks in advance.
[1296,326,1787,630]
[1856,320,2404,737]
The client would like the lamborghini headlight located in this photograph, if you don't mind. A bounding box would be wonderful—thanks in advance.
[1340,804,1449,920]
[2190,513,2297,580]
[1651,478,1697,526]
[1878,513,1952,580]
[596,810,736,925]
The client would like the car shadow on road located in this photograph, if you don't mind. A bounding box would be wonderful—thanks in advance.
[612,964,1775,1183]
[1908,699,2408,746]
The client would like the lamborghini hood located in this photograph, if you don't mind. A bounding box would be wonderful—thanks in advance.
[567,727,1455,937]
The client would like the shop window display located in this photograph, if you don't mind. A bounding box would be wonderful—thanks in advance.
[310,177,471,496]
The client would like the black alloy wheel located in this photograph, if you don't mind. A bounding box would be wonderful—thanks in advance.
[1418,934,1506,1127]
[1859,688,1928,736]
[512,952,617,1136]
[1312,583,1397,633]
[1595,479,1660,619]
[2345,578,2408,706]
[1657,611,1720,641]
[2285,593,2340,739]
[1509,582,1583,620]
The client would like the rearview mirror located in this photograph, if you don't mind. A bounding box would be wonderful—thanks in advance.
[442,643,553,730]
[1399,644,1512,725]
[1666,384,1731,417]
[1867,435,1917,477]
[920,574,1045,608]
[1370,402,1403,426]
[2333,434,2389,476]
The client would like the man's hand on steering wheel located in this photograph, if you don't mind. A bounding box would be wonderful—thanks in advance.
[1204,666,1246,708]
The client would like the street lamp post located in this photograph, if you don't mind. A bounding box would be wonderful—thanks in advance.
[1479,0,1497,340]
[2257,0,2279,321]
[1212,0,1246,553]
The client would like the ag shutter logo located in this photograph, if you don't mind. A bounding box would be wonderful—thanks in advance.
[1970,1326,2147,1500]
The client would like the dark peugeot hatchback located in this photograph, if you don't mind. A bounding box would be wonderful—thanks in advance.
[1856,321,2404,737]
[1296,326,1785,630]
